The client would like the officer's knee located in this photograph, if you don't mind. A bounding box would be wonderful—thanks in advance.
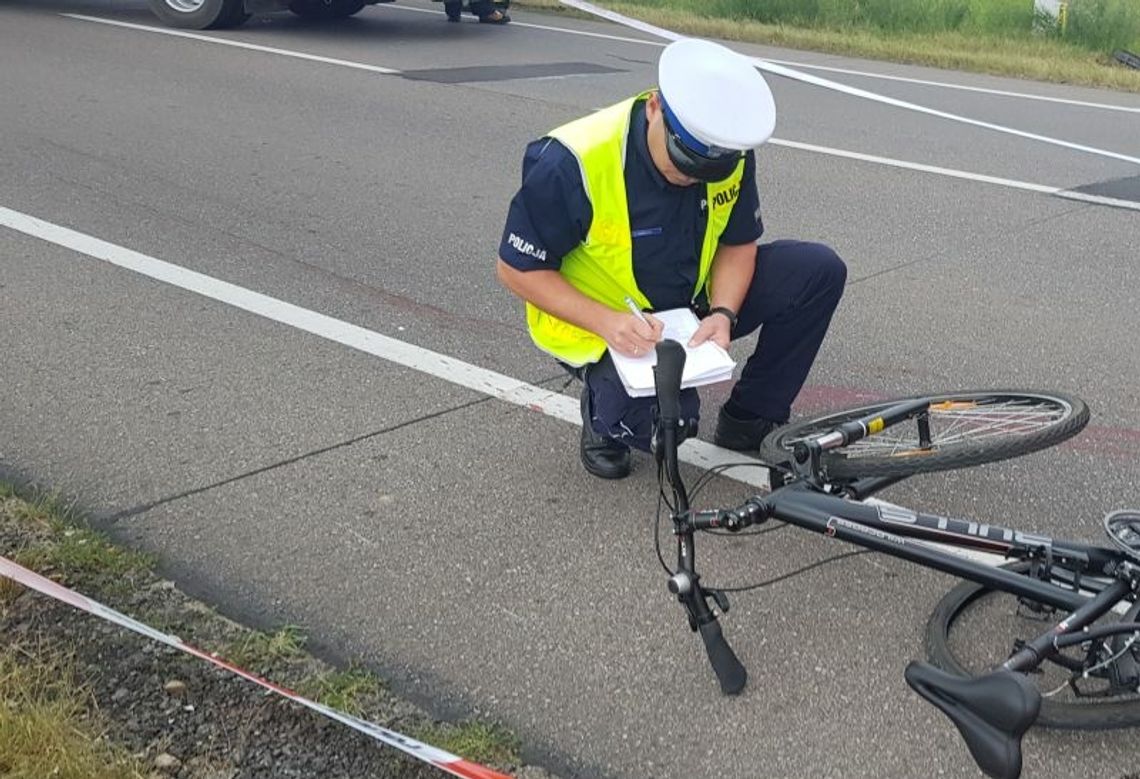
[803,242,847,295]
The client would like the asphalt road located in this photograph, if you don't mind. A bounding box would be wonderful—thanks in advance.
[3,2,1140,777]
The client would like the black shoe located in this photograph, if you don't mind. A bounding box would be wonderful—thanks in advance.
[580,387,631,479]
[444,1,461,20]
[714,406,778,452]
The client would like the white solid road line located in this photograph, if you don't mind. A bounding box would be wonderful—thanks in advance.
[1053,189,1140,210]
[62,14,402,74]
[770,139,1140,212]
[555,0,1140,168]
[762,59,1140,115]
[771,139,1057,194]
[0,205,768,490]
[1,204,1014,569]
[377,2,1140,115]
[405,0,1136,123]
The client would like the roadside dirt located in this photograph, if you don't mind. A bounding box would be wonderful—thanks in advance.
[1,494,550,779]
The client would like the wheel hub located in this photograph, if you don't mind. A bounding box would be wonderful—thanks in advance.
[163,0,207,11]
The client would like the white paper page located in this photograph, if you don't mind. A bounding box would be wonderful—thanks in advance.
[610,308,736,396]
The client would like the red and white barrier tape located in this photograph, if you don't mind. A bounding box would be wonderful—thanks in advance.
[0,555,514,779]
[556,0,1140,167]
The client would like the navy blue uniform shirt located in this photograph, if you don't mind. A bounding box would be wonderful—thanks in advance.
[499,100,763,310]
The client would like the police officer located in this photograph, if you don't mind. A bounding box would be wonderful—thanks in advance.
[496,38,846,479]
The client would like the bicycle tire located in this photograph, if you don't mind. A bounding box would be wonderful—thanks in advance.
[759,390,1089,480]
[925,562,1140,730]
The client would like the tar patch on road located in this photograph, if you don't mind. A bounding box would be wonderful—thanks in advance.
[1068,174,1140,204]
[401,61,623,83]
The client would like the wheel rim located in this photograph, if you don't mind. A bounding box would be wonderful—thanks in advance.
[782,395,1073,461]
[164,0,207,12]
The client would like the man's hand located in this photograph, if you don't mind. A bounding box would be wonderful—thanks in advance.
[604,310,664,358]
[688,311,731,350]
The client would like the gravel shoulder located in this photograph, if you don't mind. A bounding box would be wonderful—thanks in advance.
[0,487,552,779]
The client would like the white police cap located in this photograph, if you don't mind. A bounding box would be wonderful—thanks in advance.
[658,38,776,152]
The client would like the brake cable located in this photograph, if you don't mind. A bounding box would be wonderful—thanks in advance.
[709,550,874,593]
[1042,631,1140,698]
[653,460,874,590]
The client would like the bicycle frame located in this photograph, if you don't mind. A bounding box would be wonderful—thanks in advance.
[649,340,1140,779]
[761,482,1122,616]
[669,463,1137,685]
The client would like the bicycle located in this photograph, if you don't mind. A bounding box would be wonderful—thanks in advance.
[648,340,1140,779]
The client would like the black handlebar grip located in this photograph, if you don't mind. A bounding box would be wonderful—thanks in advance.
[698,619,747,695]
[653,339,687,423]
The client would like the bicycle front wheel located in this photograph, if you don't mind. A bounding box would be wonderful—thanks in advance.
[759,390,1088,480]
[925,563,1140,730]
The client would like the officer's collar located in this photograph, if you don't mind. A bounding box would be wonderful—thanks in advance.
[630,100,671,191]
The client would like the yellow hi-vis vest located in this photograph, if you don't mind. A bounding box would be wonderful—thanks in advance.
[526,92,747,367]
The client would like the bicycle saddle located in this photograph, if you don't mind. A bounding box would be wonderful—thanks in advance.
[905,662,1040,779]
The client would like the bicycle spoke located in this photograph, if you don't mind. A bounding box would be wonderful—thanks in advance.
[762,390,1087,482]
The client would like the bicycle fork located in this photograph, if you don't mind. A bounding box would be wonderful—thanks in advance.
[658,425,746,695]
[667,512,748,695]
[652,339,748,695]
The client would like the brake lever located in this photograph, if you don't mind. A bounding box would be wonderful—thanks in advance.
[708,588,730,614]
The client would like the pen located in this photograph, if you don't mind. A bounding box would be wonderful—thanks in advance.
[624,296,651,328]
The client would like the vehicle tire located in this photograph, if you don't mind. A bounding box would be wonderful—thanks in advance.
[288,0,367,18]
[925,562,1140,729]
[759,390,1088,480]
[147,0,250,29]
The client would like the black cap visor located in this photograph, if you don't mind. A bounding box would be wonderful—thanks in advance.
[662,112,742,183]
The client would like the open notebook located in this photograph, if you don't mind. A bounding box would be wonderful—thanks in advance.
[610,308,736,398]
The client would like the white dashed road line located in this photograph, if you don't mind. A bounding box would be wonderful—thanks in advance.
[62,12,1140,212]
[62,14,402,74]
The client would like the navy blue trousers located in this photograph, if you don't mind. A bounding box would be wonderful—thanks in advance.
[584,240,846,452]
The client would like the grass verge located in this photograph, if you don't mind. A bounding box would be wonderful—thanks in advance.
[220,624,308,671]
[1,480,527,774]
[0,642,145,779]
[412,720,523,768]
[1,488,154,598]
[517,0,1140,92]
[299,662,385,716]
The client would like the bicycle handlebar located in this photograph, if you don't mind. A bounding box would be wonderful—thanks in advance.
[653,339,686,425]
[653,339,689,504]
[685,499,770,532]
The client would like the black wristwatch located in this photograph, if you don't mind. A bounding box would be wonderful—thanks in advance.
[707,306,738,329]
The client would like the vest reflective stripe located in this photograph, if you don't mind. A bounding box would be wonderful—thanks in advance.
[526,93,746,367]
